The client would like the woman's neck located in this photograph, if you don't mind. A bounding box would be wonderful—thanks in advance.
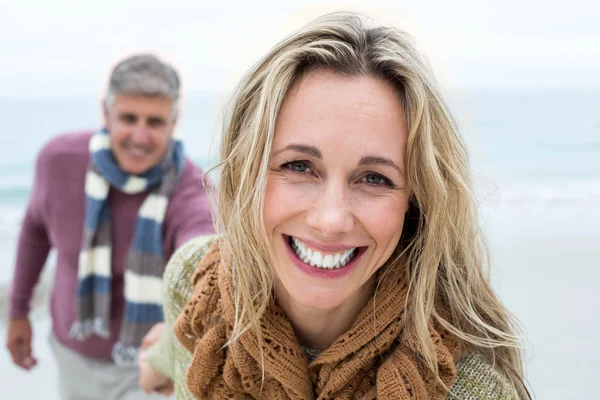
[274,278,375,350]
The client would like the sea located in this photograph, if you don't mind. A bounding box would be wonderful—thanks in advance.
[0,88,598,398]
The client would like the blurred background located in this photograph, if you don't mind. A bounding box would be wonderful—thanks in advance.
[1,0,598,398]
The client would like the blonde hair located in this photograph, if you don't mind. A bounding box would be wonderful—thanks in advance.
[209,11,530,398]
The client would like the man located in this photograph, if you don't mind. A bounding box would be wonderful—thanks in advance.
[6,54,213,399]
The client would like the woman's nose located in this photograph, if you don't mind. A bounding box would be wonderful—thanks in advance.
[305,181,354,238]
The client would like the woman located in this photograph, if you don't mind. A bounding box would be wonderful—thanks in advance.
[141,11,531,399]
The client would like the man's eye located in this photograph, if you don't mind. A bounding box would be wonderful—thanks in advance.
[147,118,166,128]
[120,114,137,124]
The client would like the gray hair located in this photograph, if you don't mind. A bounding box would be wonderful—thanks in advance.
[104,53,180,115]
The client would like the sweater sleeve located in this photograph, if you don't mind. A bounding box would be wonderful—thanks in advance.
[147,235,217,381]
[145,322,176,379]
[9,144,53,317]
[450,353,520,399]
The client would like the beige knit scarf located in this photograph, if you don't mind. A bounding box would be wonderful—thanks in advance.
[175,240,463,399]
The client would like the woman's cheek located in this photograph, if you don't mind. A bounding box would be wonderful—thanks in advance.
[277,179,321,205]
[264,177,319,223]
[350,191,409,231]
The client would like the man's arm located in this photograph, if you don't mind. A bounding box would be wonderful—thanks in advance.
[9,206,52,317]
[9,144,53,317]
[6,144,52,370]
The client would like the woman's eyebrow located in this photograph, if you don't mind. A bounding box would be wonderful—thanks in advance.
[272,144,322,159]
[358,156,404,176]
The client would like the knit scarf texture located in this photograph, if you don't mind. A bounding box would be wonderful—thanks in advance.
[70,127,184,366]
[175,240,463,399]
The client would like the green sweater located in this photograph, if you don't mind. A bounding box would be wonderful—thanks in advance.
[147,236,519,400]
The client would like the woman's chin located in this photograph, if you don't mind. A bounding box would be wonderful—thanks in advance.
[279,281,349,311]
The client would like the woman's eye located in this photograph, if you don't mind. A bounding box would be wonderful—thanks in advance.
[284,161,311,173]
[363,173,391,186]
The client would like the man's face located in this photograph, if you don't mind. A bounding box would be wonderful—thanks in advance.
[103,94,177,175]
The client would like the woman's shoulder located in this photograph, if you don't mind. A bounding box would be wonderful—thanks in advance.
[165,235,217,279]
[450,353,519,400]
[169,234,218,267]
[163,235,218,312]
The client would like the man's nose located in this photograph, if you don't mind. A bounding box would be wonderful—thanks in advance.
[130,123,151,145]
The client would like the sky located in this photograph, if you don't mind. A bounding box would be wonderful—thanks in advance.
[0,0,599,98]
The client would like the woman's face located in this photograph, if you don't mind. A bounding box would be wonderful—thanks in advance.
[264,69,411,311]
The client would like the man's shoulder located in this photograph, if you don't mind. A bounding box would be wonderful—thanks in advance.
[38,130,94,164]
[169,158,211,202]
[177,158,207,185]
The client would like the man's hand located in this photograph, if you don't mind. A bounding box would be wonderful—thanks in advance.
[6,317,38,370]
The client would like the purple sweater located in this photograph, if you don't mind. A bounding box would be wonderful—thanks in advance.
[9,131,214,360]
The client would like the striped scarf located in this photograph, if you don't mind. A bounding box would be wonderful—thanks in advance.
[70,127,184,366]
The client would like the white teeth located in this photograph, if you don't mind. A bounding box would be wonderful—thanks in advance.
[289,236,357,269]
[296,241,306,254]
[322,255,334,268]
[333,254,341,268]
[343,249,353,260]
[310,252,322,267]
[298,243,306,258]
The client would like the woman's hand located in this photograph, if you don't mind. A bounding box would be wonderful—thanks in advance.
[138,322,174,396]
[139,350,174,395]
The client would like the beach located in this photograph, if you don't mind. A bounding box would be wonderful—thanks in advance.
[489,233,599,399]
[0,88,598,399]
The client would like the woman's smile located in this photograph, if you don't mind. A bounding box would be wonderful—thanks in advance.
[283,234,367,278]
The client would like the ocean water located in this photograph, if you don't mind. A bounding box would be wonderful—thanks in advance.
[453,88,600,240]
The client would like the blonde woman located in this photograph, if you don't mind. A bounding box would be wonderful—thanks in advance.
[140,11,531,400]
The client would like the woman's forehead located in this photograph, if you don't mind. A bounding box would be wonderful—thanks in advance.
[273,70,408,160]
